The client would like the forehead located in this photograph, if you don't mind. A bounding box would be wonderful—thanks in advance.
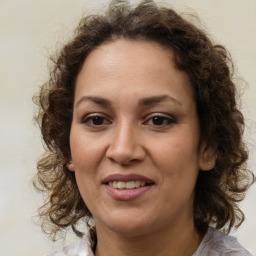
[79,39,180,80]
[75,39,194,105]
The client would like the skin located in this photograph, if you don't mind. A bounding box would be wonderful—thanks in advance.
[68,39,215,256]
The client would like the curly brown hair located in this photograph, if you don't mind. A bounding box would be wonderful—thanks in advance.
[33,0,253,247]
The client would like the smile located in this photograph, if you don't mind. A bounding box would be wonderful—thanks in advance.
[108,180,147,189]
[102,174,154,200]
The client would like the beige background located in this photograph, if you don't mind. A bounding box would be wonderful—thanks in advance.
[0,0,255,255]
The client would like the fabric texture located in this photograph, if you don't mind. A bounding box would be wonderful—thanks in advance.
[46,227,252,256]
[192,227,252,256]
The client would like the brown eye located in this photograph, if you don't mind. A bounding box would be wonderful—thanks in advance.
[145,115,175,126]
[83,115,110,127]
[90,116,105,125]
[152,116,166,125]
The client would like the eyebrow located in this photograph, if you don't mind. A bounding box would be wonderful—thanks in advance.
[138,95,182,106]
[75,94,181,108]
[75,96,111,107]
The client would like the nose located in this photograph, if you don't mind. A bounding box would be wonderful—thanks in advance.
[106,122,146,165]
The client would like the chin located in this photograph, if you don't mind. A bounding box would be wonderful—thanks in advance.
[95,212,156,237]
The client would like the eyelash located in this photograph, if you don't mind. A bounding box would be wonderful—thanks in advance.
[82,113,176,128]
[82,114,111,127]
[143,114,176,126]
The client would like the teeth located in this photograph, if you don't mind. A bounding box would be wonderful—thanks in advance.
[113,181,118,188]
[108,180,148,189]
[118,181,126,189]
[125,181,135,189]
[134,180,140,188]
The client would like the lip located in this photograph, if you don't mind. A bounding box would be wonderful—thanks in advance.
[101,173,154,184]
[102,173,154,201]
[104,184,152,201]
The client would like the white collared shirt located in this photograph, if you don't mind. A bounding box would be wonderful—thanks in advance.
[47,227,252,256]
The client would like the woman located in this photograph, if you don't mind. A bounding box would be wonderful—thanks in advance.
[34,0,254,255]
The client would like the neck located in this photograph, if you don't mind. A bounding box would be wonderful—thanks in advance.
[94,220,203,256]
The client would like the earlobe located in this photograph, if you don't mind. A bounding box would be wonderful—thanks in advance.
[199,142,216,171]
[67,161,75,172]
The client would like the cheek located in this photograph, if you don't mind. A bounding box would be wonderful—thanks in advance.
[70,131,104,185]
[72,149,101,212]
[74,171,100,217]
[153,138,199,165]
[70,129,102,169]
[154,140,200,201]
[151,133,200,184]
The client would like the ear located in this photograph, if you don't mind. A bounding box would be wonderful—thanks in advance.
[199,142,216,171]
[66,161,75,172]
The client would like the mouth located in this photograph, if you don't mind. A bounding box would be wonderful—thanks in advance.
[102,174,154,200]
[108,180,151,189]
[102,173,154,188]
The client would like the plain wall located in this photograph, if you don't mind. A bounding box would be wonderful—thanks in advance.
[0,0,255,255]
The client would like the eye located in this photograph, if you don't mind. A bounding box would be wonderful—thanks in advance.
[82,114,111,127]
[145,114,175,126]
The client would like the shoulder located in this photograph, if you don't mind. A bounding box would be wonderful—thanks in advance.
[45,233,93,256]
[194,227,253,256]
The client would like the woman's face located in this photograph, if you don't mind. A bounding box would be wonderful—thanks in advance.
[69,39,213,237]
